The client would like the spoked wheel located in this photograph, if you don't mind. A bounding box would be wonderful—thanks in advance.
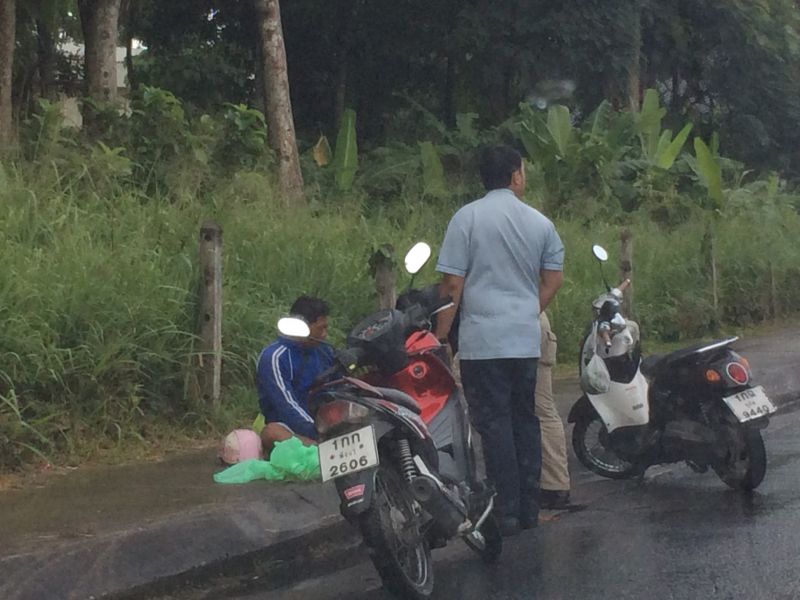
[359,465,434,599]
[572,413,641,479]
[713,427,767,491]
[463,512,502,564]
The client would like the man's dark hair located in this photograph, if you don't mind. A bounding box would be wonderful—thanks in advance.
[479,144,523,191]
[290,295,329,324]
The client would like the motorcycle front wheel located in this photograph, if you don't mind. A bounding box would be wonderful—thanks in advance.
[572,413,642,479]
[359,464,434,599]
[712,427,767,491]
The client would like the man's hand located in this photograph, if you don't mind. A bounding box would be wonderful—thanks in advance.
[435,273,464,341]
[539,269,563,313]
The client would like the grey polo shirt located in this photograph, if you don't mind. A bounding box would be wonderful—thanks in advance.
[436,188,564,360]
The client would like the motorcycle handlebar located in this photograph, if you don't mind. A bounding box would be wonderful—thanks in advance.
[617,278,631,293]
[312,347,365,386]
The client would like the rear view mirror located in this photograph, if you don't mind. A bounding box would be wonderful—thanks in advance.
[277,317,310,338]
[404,242,432,275]
[592,245,609,262]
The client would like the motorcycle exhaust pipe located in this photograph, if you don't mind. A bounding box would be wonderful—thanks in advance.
[410,475,465,537]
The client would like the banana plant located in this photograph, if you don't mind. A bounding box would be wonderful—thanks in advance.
[636,89,692,170]
[334,109,358,191]
[419,141,446,198]
[692,137,723,208]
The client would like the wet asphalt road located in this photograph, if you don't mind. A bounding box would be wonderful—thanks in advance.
[218,404,800,600]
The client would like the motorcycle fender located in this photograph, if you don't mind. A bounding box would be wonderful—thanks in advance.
[335,468,378,520]
[568,395,598,423]
[332,419,393,520]
[586,371,650,432]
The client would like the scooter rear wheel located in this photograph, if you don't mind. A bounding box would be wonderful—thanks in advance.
[712,428,767,491]
[572,413,642,479]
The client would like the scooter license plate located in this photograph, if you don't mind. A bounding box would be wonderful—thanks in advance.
[319,425,379,482]
[723,386,776,422]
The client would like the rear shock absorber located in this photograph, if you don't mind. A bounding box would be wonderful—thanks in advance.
[398,438,417,483]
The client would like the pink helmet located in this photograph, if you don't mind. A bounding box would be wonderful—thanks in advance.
[219,429,263,464]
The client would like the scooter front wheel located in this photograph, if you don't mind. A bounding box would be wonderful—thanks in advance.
[572,414,641,479]
[359,465,435,599]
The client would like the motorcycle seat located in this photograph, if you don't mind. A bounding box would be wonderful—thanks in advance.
[373,386,422,415]
[641,338,738,378]
[641,354,668,377]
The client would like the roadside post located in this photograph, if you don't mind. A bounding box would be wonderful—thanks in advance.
[198,220,223,408]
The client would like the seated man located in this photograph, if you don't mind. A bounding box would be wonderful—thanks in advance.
[257,295,333,457]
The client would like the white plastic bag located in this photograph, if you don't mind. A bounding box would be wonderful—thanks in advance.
[581,346,611,395]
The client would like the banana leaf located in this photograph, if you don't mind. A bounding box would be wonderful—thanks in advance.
[420,141,446,198]
[694,137,723,207]
[334,109,358,191]
[546,105,572,158]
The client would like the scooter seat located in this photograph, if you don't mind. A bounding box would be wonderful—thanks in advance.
[373,386,422,414]
[641,354,668,377]
[641,338,738,378]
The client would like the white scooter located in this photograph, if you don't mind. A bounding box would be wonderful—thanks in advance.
[568,245,776,490]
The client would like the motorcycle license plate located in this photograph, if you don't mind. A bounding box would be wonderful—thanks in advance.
[723,386,776,422]
[319,425,379,482]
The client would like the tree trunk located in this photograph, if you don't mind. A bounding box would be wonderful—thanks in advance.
[36,20,57,100]
[443,54,456,128]
[619,228,634,318]
[0,0,15,150]
[627,3,642,112]
[121,0,136,92]
[334,58,347,132]
[77,0,122,127]
[255,0,304,204]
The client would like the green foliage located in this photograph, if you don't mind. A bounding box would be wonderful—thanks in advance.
[419,142,447,198]
[214,104,270,172]
[334,109,358,191]
[3,156,799,471]
[693,137,723,208]
[546,105,573,159]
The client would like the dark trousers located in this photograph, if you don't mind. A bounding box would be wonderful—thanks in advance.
[460,358,541,521]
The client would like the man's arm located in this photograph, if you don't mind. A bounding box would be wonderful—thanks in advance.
[256,347,317,440]
[539,269,563,313]
[434,273,465,341]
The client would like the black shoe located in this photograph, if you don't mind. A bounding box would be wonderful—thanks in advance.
[497,516,521,537]
[519,514,539,529]
[519,498,539,529]
[539,490,570,510]
[540,490,586,512]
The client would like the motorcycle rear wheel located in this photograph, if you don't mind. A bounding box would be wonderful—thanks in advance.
[572,413,642,479]
[712,428,766,491]
[359,465,435,599]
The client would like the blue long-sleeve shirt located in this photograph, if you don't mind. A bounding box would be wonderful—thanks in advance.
[256,337,334,440]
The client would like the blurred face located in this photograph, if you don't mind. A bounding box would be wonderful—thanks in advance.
[307,316,329,345]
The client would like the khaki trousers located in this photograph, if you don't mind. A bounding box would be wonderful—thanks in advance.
[536,313,571,492]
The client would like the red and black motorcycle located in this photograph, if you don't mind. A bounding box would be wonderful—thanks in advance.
[277,243,500,600]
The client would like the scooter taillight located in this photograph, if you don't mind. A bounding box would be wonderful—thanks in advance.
[316,400,370,435]
[726,362,750,385]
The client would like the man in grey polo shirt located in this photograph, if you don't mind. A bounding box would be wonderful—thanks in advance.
[434,144,564,536]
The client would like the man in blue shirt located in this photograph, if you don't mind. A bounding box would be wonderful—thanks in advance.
[435,144,564,535]
[257,296,334,457]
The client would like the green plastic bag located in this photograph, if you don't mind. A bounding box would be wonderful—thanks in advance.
[213,437,321,484]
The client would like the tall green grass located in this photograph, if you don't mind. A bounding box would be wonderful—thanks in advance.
[2,162,800,470]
